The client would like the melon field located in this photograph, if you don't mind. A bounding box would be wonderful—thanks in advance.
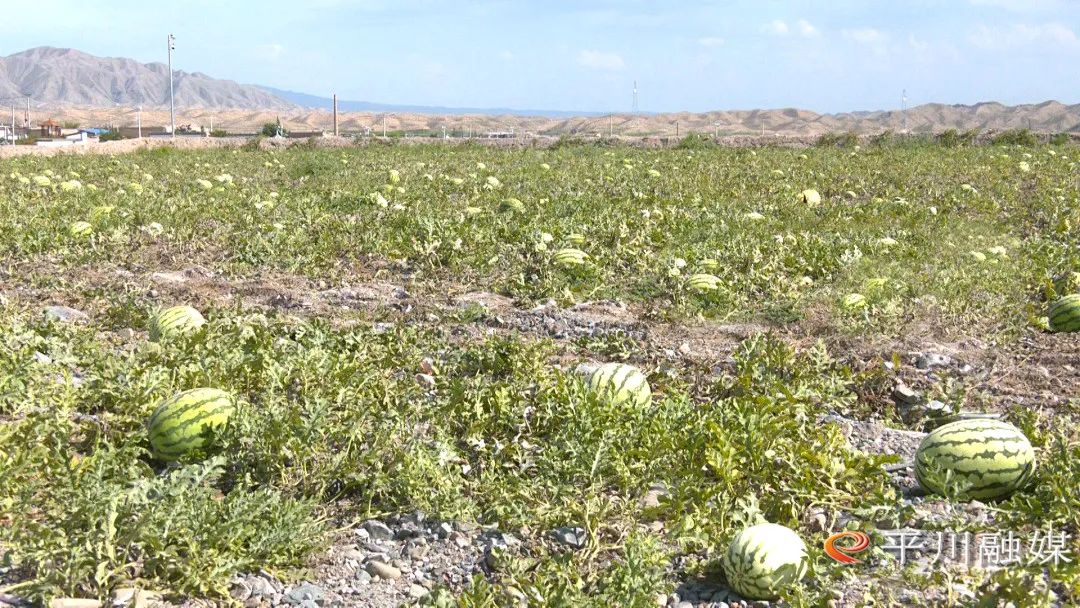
[0,139,1079,608]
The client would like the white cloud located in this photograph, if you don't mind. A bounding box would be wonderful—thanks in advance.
[762,20,789,36]
[256,43,286,60]
[843,28,886,44]
[969,22,1080,51]
[697,36,725,47]
[796,19,819,37]
[763,19,817,37]
[577,49,625,70]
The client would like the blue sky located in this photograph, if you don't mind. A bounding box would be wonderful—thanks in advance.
[3,0,1079,113]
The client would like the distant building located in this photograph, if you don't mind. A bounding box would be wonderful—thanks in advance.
[39,120,63,138]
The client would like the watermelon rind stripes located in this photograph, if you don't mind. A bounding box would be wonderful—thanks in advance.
[588,363,652,408]
[553,248,588,267]
[687,273,721,292]
[147,388,235,461]
[149,305,206,341]
[914,419,1036,500]
[722,523,807,600]
[1049,294,1080,333]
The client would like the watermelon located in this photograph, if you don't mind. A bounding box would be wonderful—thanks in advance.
[841,293,867,310]
[915,419,1036,500]
[149,305,206,341]
[500,198,525,212]
[553,248,589,267]
[588,363,651,408]
[69,221,93,238]
[722,523,808,600]
[1049,293,1080,333]
[699,258,719,271]
[89,205,116,223]
[800,189,821,206]
[147,388,236,461]
[567,233,586,246]
[687,273,722,292]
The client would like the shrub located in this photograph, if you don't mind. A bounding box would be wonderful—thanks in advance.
[991,128,1038,146]
[260,122,285,138]
[816,131,859,148]
[676,133,716,150]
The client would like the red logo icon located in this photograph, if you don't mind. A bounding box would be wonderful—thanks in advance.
[824,531,871,564]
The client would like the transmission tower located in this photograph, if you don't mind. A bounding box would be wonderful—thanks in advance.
[632,81,639,114]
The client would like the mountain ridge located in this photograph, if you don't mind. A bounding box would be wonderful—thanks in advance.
[1,47,1077,135]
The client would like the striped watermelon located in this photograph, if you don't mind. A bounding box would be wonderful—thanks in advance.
[1049,294,1080,333]
[687,273,722,292]
[915,419,1036,500]
[588,363,651,408]
[89,205,116,223]
[699,259,719,271]
[147,388,236,461]
[69,221,93,238]
[841,293,867,310]
[553,248,589,267]
[500,198,525,212]
[149,305,206,341]
[722,523,808,601]
[567,233,586,246]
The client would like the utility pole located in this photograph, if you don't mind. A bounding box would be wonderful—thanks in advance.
[901,89,908,132]
[168,34,176,137]
[609,115,613,137]
[382,114,387,137]
[761,120,765,137]
[10,105,14,144]
[24,97,29,130]
[714,122,719,138]
[632,80,639,113]
[675,120,679,138]
[333,94,339,136]
[137,106,142,138]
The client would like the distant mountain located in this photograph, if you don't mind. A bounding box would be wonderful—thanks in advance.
[0,47,294,109]
[259,86,607,118]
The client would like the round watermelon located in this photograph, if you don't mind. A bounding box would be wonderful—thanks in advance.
[687,273,721,292]
[500,198,525,212]
[915,419,1036,500]
[553,248,589,267]
[1049,293,1080,333]
[147,388,236,461]
[89,205,116,223]
[69,221,93,238]
[841,293,867,310]
[149,305,206,341]
[723,523,808,600]
[588,362,651,408]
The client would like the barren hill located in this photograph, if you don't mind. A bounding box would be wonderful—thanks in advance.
[0,47,294,110]
[4,47,1077,136]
